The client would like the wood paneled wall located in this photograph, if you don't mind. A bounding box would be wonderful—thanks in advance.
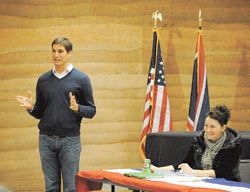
[0,0,249,191]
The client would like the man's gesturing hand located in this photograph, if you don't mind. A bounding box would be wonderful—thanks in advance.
[69,92,79,112]
[16,91,34,110]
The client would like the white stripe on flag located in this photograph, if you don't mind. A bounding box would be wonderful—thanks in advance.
[142,115,150,130]
[144,99,150,112]
[194,52,198,60]
[188,116,194,127]
[152,86,164,133]
[163,97,171,132]
[194,65,207,130]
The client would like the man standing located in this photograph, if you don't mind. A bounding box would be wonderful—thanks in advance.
[16,37,96,192]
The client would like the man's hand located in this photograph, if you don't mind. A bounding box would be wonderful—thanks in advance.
[16,91,34,110]
[69,92,79,112]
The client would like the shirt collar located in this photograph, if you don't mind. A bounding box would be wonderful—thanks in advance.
[52,64,73,79]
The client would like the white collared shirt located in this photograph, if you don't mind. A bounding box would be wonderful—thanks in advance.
[52,64,73,79]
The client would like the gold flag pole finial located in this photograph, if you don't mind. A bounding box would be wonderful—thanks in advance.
[199,9,202,29]
[152,10,162,29]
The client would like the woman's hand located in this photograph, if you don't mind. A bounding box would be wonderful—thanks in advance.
[178,163,195,175]
[151,164,174,172]
[150,164,158,172]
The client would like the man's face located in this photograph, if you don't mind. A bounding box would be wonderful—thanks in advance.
[52,44,72,67]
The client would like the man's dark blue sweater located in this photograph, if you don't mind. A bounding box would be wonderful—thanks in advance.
[29,68,96,137]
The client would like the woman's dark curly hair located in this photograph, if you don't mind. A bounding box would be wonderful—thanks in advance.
[206,104,231,126]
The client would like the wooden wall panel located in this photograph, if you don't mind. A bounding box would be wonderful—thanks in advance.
[0,0,249,191]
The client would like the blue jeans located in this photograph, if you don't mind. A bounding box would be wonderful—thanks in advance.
[39,134,81,192]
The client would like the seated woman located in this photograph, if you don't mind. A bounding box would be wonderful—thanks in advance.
[151,104,242,181]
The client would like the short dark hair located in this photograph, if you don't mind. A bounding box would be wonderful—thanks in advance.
[206,104,231,126]
[52,37,73,52]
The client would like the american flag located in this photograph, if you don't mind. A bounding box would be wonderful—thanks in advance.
[140,30,173,159]
[187,29,210,131]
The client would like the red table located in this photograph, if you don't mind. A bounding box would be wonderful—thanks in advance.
[76,170,227,192]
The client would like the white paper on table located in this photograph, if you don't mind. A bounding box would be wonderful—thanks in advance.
[167,179,250,192]
[149,170,250,192]
[105,169,141,174]
[105,169,250,192]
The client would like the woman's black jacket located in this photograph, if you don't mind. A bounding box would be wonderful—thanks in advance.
[174,128,242,181]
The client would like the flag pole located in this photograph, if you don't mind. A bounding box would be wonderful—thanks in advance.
[150,10,162,130]
[140,10,173,158]
[139,11,163,159]
[199,9,202,30]
[187,9,209,131]
[197,9,202,93]
[152,10,162,29]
